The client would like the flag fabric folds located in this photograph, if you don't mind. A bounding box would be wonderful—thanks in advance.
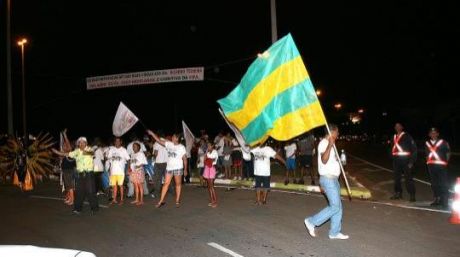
[217,33,326,146]
[182,121,195,158]
[218,109,250,153]
[112,102,139,137]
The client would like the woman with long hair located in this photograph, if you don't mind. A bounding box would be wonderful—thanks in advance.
[147,130,188,208]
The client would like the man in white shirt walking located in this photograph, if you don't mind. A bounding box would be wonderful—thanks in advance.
[304,124,349,240]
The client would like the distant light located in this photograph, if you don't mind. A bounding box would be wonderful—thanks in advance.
[257,51,270,59]
[316,90,322,96]
[334,103,342,110]
[17,38,28,46]
[382,112,388,116]
[358,109,364,114]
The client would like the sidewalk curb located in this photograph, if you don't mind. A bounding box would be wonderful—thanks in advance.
[189,177,372,200]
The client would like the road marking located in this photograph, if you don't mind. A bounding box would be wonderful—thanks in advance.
[207,242,244,257]
[369,200,451,214]
[30,195,109,208]
[348,154,432,186]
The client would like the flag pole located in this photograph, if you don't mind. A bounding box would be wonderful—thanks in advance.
[324,123,353,201]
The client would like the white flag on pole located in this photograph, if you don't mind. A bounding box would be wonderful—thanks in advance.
[112,102,139,137]
[182,120,195,158]
[218,108,250,153]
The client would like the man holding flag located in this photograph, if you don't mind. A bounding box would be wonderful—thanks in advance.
[218,33,351,239]
[304,125,349,240]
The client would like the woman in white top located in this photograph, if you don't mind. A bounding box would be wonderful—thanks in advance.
[129,142,148,206]
[147,130,188,208]
[204,142,219,207]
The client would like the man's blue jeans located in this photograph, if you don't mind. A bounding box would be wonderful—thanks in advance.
[306,176,343,236]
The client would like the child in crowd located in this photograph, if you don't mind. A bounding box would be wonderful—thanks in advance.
[204,142,218,207]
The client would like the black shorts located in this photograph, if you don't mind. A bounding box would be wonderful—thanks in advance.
[255,175,271,191]
[298,155,313,167]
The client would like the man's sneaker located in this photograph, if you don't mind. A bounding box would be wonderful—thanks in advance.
[329,233,349,240]
[304,219,316,237]
[72,210,81,215]
[150,193,156,198]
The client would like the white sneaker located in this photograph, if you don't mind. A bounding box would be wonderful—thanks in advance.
[233,176,238,180]
[329,233,349,240]
[304,219,316,237]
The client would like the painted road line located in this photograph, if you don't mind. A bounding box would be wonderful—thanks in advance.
[30,195,109,208]
[369,200,451,214]
[207,242,244,257]
[348,154,432,186]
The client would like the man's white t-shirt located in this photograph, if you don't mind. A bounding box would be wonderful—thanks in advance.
[217,137,225,156]
[107,146,130,175]
[251,146,277,176]
[127,140,147,155]
[197,147,206,168]
[317,138,340,177]
[165,142,186,171]
[153,141,168,164]
[284,143,297,159]
[93,147,106,172]
[130,151,148,171]
[206,150,219,165]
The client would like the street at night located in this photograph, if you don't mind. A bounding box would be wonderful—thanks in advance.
[1,1,460,257]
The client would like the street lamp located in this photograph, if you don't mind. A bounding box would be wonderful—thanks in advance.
[316,89,322,96]
[334,103,342,110]
[17,38,27,143]
[358,108,364,114]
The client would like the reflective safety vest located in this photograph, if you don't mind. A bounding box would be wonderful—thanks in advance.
[426,140,448,166]
[392,132,411,156]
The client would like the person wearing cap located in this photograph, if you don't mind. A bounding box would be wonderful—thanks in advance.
[390,123,417,202]
[425,127,451,208]
[53,137,98,214]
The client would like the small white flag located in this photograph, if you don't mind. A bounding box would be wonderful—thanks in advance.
[218,108,250,153]
[112,102,139,137]
[182,121,195,158]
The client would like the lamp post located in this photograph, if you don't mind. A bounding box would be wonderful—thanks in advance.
[17,38,27,143]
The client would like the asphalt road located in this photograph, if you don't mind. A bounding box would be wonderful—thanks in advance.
[1,181,459,257]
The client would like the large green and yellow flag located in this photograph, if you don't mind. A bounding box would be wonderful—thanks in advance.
[218,33,327,146]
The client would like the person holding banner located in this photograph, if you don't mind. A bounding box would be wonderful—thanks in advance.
[304,124,349,240]
[147,130,188,208]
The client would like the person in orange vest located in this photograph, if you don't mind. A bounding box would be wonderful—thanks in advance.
[390,123,417,202]
[425,127,451,208]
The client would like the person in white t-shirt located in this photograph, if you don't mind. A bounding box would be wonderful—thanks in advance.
[304,124,349,240]
[284,141,298,185]
[152,133,169,198]
[147,130,188,208]
[203,142,219,207]
[196,138,207,187]
[92,140,106,195]
[106,137,130,205]
[251,143,286,205]
[129,142,148,206]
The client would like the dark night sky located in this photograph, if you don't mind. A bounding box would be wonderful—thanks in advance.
[1,1,459,142]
